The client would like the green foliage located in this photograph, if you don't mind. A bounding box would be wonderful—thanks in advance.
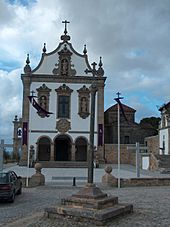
[139,117,160,130]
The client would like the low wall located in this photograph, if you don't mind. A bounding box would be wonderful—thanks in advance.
[103,177,170,187]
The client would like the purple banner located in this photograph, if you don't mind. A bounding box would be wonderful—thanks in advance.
[22,122,28,145]
[98,124,103,146]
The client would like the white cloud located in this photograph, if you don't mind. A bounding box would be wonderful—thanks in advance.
[0,69,22,139]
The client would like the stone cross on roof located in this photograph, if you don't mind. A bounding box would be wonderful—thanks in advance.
[62,20,70,35]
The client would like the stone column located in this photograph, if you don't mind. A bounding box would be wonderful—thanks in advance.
[50,142,54,161]
[13,115,19,158]
[97,82,105,161]
[71,143,75,161]
[35,142,38,161]
[20,76,31,164]
[13,115,22,161]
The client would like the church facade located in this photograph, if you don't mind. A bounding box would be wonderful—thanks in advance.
[18,22,106,166]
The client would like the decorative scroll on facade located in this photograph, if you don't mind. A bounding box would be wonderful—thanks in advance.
[52,44,76,76]
[56,118,71,133]
[36,84,51,118]
[77,85,90,119]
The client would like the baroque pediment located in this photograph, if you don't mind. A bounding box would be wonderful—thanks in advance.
[52,44,76,77]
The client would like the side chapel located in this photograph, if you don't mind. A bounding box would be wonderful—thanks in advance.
[14,21,106,166]
[159,102,170,155]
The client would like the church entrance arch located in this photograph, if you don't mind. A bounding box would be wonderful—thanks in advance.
[54,135,71,161]
[75,137,87,161]
[37,137,51,161]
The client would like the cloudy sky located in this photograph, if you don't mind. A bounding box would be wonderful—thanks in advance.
[0,0,170,142]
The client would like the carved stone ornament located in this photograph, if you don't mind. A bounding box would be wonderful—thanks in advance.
[52,44,76,76]
[55,84,73,96]
[56,119,71,133]
[36,84,51,118]
[77,85,90,119]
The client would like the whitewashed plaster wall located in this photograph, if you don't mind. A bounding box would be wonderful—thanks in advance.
[28,82,98,148]
[159,129,169,155]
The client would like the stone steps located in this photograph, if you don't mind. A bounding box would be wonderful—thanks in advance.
[155,154,170,170]
[38,161,88,168]
[45,185,133,224]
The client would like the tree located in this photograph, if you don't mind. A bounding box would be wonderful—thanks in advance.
[139,117,160,130]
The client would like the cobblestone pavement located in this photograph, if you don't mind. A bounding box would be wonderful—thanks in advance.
[0,185,170,227]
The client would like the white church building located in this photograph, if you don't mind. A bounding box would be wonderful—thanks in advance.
[16,21,106,167]
[159,102,170,155]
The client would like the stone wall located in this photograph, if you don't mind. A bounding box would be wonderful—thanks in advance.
[104,144,136,165]
[145,135,159,170]
[108,178,170,187]
[145,135,159,155]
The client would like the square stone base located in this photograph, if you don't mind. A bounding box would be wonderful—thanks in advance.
[44,184,133,224]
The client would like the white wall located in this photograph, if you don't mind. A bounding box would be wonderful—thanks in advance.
[28,82,98,148]
[159,129,169,155]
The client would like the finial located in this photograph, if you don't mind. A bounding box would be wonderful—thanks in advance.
[99,56,103,67]
[26,54,30,65]
[24,53,31,73]
[14,115,18,121]
[83,44,87,55]
[97,56,104,77]
[42,43,46,53]
[61,20,71,42]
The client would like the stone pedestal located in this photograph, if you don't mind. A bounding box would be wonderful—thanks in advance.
[102,165,117,186]
[45,183,133,225]
[29,163,45,187]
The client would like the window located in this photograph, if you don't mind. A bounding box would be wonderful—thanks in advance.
[58,95,70,118]
[55,84,73,119]
[124,136,130,144]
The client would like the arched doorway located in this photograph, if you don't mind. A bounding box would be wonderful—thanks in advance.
[54,135,71,161]
[38,137,51,161]
[75,137,87,161]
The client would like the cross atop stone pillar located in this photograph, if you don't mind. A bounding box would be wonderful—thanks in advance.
[85,62,98,77]
[87,82,98,184]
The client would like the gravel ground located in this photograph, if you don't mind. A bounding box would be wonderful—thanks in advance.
[0,185,170,227]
